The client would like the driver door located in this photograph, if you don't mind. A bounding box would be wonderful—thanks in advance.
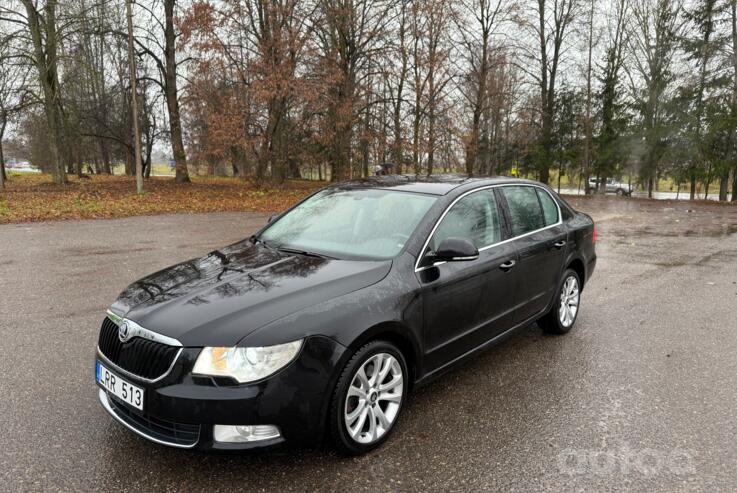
[417,189,518,373]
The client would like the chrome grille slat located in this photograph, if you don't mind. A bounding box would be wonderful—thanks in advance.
[97,316,180,381]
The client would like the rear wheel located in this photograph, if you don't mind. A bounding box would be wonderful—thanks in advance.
[328,340,407,455]
[539,269,581,335]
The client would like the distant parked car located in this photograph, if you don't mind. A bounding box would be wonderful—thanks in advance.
[588,178,633,196]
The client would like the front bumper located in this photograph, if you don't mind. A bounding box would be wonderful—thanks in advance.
[97,335,347,450]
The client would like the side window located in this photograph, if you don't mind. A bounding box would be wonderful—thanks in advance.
[502,186,545,236]
[429,190,501,251]
[536,189,559,226]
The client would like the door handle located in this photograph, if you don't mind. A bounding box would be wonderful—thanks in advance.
[553,240,566,249]
[499,260,516,271]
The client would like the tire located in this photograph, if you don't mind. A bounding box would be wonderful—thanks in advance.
[328,340,408,455]
[539,269,581,335]
[616,188,624,196]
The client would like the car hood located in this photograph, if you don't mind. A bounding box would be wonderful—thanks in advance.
[110,239,392,346]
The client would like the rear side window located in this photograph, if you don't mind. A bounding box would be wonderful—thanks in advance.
[430,189,501,251]
[536,189,559,226]
[502,186,545,236]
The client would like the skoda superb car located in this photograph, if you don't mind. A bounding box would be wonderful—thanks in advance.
[95,175,596,454]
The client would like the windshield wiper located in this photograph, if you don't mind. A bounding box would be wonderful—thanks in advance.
[250,235,275,250]
[277,246,335,260]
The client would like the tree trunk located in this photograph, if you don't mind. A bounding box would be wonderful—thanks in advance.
[144,140,153,179]
[0,116,6,189]
[412,110,421,174]
[719,171,729,201]
[76,153,84,178]
[22,0,67,185]
[163,0,189,183]
[327,68,353,182]
[427,57,436,177]
[466,107,482,176]
[732,1,737,202]
[465,28,488,177]
[125,148,133,176]
[391,4,408,175]
[0,140,5,190]
[427,107,435,177]
[692,2,715,200]
[392,100,404,174]
[99,140,111,174]
[690,173,697,200]
[361,101,370,178]
[583,0,594,195]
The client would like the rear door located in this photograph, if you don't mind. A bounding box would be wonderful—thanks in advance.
[417,188,518,371]
[499,185,567,324]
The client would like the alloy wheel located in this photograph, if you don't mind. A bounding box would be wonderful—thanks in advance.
[344,352,403,444]
[558,275,580,328]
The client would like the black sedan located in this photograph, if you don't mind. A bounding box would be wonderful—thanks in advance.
[95,175,596,454]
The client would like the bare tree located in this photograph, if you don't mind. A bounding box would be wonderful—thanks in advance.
[314,0,393,181]
[457,0,508,175]
[0,38,31,189]
[125,0,143,193]
[516,0,580,184]
[731,0,737,201]
[627,0,683,198]
[387,0,410,173]
[7,1,69,183]
[581,0,596,194]
[423,0,454,176]
[595,0,629,192]
[119,0,190,182]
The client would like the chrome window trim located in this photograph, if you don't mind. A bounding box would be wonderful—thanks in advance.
[414,183,563,272]
[97,347,183,384]
[106,310,183,347]
[98,389,198,449]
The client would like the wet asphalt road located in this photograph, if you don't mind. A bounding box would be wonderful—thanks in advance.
[1,197,736,492]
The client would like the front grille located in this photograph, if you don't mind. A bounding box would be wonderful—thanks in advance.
[98,317,180,381]
[107,394,200,447]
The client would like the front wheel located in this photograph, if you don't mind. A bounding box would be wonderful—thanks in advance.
[328,340,408,455]
[539,269,581,335]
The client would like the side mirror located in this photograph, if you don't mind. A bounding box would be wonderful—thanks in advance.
[267,213,280,224]
[431,237,479,262]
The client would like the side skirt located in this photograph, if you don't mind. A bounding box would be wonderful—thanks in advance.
[413,308,547,388]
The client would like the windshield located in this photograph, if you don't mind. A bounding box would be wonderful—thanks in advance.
[259,188,437,260]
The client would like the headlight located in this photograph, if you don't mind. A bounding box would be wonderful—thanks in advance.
[193,340,303,384]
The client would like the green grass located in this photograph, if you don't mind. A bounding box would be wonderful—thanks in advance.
[111,163,174,177]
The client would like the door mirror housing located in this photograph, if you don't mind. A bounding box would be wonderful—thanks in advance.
[431,237,479,262]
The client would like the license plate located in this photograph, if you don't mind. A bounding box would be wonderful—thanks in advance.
[96,360,144,411]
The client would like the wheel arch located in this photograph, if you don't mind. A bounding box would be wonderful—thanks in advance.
[344,322,421,390]
[566,257,586,290]
[320,321,421,447]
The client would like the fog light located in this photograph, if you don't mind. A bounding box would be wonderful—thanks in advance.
[213,424,281,443]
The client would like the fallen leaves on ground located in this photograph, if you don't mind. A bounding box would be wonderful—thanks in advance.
[0,174,323,224]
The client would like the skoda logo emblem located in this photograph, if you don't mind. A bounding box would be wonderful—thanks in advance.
[118,321,130,343]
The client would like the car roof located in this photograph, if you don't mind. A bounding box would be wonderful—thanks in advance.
[332,174,544,196]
